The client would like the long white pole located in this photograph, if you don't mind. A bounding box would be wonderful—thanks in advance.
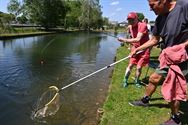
[60,51,142,91]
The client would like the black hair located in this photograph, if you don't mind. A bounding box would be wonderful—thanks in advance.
[143,18,148,23]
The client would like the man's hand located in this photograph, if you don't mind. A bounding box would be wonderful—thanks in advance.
[130,48,138,57]
[183,40,188,48]
[118,37,126,42]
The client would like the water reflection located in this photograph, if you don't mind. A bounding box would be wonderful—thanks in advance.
[0,32,120,125]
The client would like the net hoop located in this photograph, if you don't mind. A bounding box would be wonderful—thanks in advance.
[45,86,59,106]
[32,86,61,119]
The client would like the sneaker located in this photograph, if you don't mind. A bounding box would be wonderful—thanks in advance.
[135,83,141,88]
[135,80,141,88]
[160,118,182,125]
[129,99,149,107]
[122,79,128,87]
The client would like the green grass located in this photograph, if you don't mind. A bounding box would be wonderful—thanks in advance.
[0,27,54,38]
[100,46,188,125]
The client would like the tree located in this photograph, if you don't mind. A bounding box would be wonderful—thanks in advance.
[5,0,107,31]
[24,0,68,29]
[17,15,28,24]
[136,13,145,22]
[89,3,103,29]
[64,1,82,28]
[149,20,155,24]
[0,12,16,33]
[7,0,22,18]
[78,0,103,30]
[0,12,15,23]
[103,17,109,25]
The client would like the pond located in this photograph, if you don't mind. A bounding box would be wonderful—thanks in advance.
[0,32,124,125]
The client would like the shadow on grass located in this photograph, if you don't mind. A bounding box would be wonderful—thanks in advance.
[148,97,169,109]
[128,76,188,123]
[141,77,149,84]
[148,100,188,124]
[150,56,159,60]
[180,101,188,124]
[150,97,164,101]
[149,60,159,69]
[149,103,169,109]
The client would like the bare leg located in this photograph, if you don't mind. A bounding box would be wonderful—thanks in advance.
[167,100,181,124]
[124,63,134,80]
[145,72,163,96]
[134,66,142,88]
[135,66,142,82]
[169,100,180,115]
[129,72,164,106]
[122,63,134,87]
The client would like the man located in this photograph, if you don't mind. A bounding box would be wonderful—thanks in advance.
[118,12,150,88]
[129,0,188,125]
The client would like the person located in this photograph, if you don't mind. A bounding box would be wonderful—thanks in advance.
[129,0,188,125]
[143,18,151,32]
[143,18,152,39]
[118,12,150,88]
[123,25,131,49]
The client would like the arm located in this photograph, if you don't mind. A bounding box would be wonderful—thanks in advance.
[118,22,149,43]
[118,32,144,43]
[125,32,143,43]
[183,40,188,48]
[130,35,160,56]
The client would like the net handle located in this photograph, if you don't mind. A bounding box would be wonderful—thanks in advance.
[59,51,143,91]
[102,32,129,48]
[103,32,118,38]
[44,51,143,108]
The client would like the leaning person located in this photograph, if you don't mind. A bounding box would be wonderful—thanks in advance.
[118,12,150,88]
[129,0,188,125]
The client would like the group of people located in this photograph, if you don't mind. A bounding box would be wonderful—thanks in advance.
[117,0,188,125]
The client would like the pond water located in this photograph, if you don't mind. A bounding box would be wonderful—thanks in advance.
[0,32,123,125]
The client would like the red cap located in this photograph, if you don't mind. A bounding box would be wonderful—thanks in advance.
[127,12,138,19]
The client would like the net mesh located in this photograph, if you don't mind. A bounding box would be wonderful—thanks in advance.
[32,87,62,119]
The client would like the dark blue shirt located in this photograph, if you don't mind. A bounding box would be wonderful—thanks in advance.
[152,0,188,49]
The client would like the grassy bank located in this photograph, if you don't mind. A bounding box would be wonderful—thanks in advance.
[0,31,55,40]
[0,27,55,40]
[0,27,125,40]
[100,46,188,125]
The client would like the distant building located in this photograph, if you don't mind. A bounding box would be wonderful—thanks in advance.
[118,21,128,27]
[109,21,118,25]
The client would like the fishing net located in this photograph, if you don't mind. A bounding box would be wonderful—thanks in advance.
[31,53,137,119]
[32,86,61,119]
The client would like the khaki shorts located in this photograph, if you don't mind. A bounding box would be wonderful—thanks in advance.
[155,61,188,82]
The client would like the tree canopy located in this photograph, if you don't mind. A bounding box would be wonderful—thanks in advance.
[7,0,106,30]
[6,0,149,30]
[136,12,145,22]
